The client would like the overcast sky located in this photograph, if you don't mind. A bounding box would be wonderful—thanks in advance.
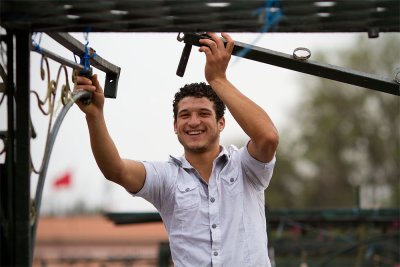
[2,31,394,214]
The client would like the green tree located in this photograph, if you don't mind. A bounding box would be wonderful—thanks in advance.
[267,34,400,209]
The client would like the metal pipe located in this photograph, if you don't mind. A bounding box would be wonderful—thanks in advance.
[30,43,85,71]
[179,33,399,96]
[46,32,121,98]
[30,90,92,258]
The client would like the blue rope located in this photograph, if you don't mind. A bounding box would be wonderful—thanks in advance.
[32,32,43,54]
[80,32,96,71]
[235,0,282,59]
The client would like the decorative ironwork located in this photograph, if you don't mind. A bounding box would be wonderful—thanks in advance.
[29,55,74,174]
[28,53,93,261]
[22,33,120,263]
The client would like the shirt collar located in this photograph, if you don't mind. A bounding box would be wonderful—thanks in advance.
[168,146,229,169]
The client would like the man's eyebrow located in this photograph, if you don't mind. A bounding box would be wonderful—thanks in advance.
[199,108,213,113]
[178,107,213,114]
[177,109,189,115]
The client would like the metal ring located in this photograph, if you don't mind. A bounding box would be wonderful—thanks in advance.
[293,47,311,60]
[394,67,400,84]
[177,32,185,42]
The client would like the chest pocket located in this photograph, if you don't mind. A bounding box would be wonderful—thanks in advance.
[175,179,200,210]
[220,166,242,196]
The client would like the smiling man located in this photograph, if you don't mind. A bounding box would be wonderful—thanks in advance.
[76,32,279,267]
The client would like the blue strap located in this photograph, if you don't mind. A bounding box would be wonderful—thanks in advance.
[235,0,282,59]
[80,32,96,70]
[32,32,43,54]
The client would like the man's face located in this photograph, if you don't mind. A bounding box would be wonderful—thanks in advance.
[174,96,225,154]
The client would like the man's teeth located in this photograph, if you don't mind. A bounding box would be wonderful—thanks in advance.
[188,131,203,135]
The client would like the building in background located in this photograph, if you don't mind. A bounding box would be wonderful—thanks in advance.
[34,216,169,267]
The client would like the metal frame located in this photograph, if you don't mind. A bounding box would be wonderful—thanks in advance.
[45,33,121,98]
[0,22,398,267]
[177,33,400,96]
[0,30,32,266]
[0,29,121,266]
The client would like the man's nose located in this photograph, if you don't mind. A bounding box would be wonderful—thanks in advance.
[188,114,201,126]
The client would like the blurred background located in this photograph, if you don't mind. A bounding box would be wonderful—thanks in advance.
[1,31,399,266]
[26,32,399,214]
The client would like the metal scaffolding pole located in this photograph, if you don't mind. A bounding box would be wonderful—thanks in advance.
[177,33,400,96]
[0,30,31,266]
[14,30,32,266]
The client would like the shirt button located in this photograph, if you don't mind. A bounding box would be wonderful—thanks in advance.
[230,178,234,182]
[214,251,218,256]
[210,197,215,203]
[212,224,217,229]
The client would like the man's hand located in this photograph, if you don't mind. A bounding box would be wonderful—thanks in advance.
[198,32,234,84]
[75,74,105,118]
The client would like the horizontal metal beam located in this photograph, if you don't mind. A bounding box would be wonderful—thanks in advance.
[180,33,399,96]
[30,43,85,71]
[105,208,400,225]
[105,212,162,225]
[46,32,121,98]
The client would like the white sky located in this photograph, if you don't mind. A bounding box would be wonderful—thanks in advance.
[1,32,395,214]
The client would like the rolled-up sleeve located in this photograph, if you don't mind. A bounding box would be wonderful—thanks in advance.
[130,161,168,211]
[239,145,276,191]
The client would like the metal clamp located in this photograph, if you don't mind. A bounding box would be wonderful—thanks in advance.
[293,47,311,60]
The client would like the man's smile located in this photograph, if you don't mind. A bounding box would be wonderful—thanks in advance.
[186,130,205,136]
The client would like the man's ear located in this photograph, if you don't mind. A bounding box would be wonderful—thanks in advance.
[218,117,225,131]
[173,120,177,134]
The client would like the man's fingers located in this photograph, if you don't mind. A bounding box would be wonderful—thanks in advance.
[208,32,225,49]
[200,32,234,56]
[76,75,92,85]
[75,76,96,92]
[199,38,217,53]
[221,32,234,54]
[91,74,103,93]
[75,74,103,93]
[199,46,212,56]
[76,84,96,92]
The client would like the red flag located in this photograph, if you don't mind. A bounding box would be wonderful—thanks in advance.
[53,171,72,189]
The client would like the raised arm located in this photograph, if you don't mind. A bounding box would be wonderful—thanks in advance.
[75,75,146,193]
[199,32,279,163]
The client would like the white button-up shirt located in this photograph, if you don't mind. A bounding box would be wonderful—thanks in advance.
[133,145,276,267]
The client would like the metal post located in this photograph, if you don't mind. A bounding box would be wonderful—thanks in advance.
[0,30,15,267]
[0,29,30,267]
[14,30,31,266]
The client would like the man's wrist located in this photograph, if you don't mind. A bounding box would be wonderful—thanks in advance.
[85,111,104,123]
[208,77,229,90]
[209,77,230,91]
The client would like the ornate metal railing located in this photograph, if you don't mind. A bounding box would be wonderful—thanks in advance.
[0,30,120,266]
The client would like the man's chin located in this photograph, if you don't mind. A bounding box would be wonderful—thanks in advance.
[186,145,207,154]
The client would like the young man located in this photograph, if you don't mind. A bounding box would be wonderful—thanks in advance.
[76,32,279,267]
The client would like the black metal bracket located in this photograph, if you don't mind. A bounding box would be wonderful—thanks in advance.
[177,32,399,96]
[45,32,121,98]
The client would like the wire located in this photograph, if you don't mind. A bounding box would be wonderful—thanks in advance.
[234,0,282,61]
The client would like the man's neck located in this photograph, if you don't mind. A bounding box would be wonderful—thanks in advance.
[184,146,221,183]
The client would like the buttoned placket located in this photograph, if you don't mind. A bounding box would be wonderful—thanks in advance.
[208,158,224,266]
[174,150,228,266]
[187,162,222,264]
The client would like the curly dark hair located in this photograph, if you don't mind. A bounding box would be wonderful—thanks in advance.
[173,82,226,121]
